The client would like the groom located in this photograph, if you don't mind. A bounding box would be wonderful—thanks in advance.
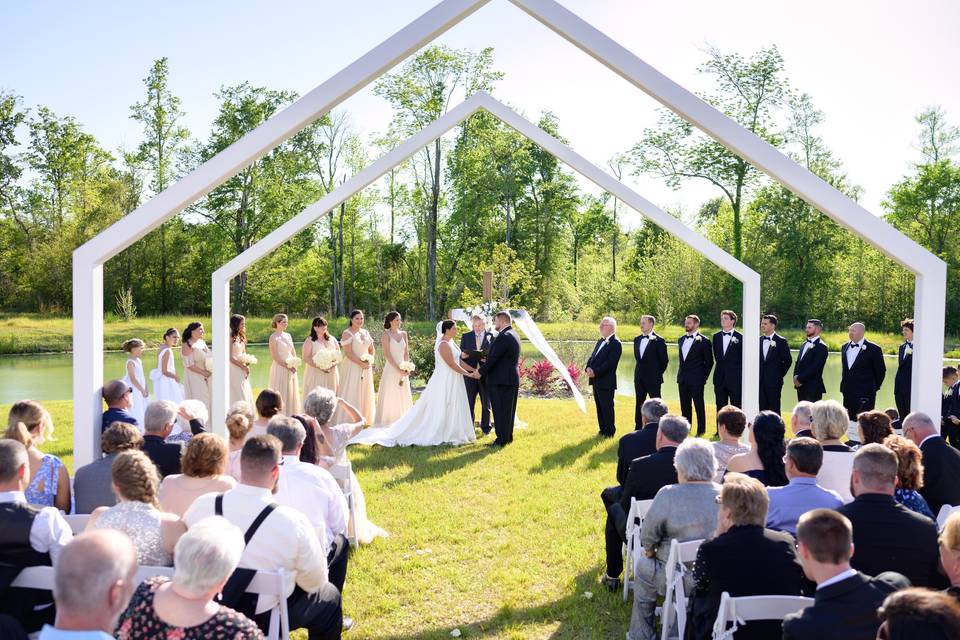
[479,311,521,447]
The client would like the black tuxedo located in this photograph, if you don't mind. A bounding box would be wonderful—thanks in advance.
[479,326,521,445]
[894,341,913,419]
[632,333,668,427]
[587,335,622,437]
[840,339,886,421]
[919,436,960,514]
[794,337,828,402]
[837,493,943,587]
[712,330,743,410]
[615,422,659,486]
[460,330,493,432]
[143,434,185,478]
[676,333,713,435]
[757,332,793,414]
[782,571,910,640]
[943,383,960,448]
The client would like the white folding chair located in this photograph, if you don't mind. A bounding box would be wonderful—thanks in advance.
[623,497,655,601]
[64,513,90,533]
[711,591,814,640]
[659,538,704,640]
[329,461,358,548]
[937,504,960,530]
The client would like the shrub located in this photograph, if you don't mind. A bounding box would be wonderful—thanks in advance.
[408,334,436,383]
[527,359,556,395]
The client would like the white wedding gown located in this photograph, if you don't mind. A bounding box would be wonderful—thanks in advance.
[349,338,476,447]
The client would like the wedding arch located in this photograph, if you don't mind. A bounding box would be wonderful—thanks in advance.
[72,0,946,465]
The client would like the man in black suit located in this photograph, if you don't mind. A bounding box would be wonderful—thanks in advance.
[601,414,688,591]
[479,312,521,447]
[586,316,622,438]
[632,314,668,429]
[837,444,942,587]
[941,366,960,447]
[712,309,743,414]
[840,322,886,426]
[783,509,910,640]
[904,411,960,514]
[894,319,914,420]
[790,400,816,439]
[794,318,829,402]
[614,398,667,486]
[757,313,793,415]
[677,314,713,436]
[142,400,185,478]
[460,314,493,434]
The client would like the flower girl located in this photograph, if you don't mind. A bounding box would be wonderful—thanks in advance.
[121,338,149,427]
[150,328,185,404]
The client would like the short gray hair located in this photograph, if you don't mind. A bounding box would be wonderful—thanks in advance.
[792,401,814,428]
[0,439,27,484]
[173,516,244,595]
[267,415,306,453]
[853,443,898,490]
[903,411,937,434]
[674,438,716,482]
[144,400,177,434]
[303,387,337,425]
[641,398,669,422]
[54,529,136,612]
[658,414,690,444]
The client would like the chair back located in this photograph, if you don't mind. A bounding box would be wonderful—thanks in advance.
[817,451,854,503]
[623,498,655,600]
[64,513,90,534]
[660,538,705,640]
[711,592,814,640]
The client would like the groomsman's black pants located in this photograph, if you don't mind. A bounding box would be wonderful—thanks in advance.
[465,376,491,432]
[679,383,707,436]
[758,384,783,415]
[714,384,742,411]
[633,379,661,428]
[843,393,876,422]
[895,391,911,423]
[490,384,518,444]
[796,382,824,403]
[593,386,616,437]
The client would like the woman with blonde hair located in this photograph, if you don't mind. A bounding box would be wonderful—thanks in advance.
[158,434,236,517]
[267,313,301,414]
[5,400,71,512]
[224,401,254,480]
[884,434,934,518]
[87,450,185,565]
[940,511,960,599]
[812,398,856,502]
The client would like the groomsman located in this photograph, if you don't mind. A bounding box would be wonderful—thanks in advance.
[839,322,886,424]
[677,314,713,436]
[587,316,623,438]
[757,314,792,414]
[632,314,668,428]
[943,366,960,448]
[894,318,914,420]
[460,314,493,434]
[793,319,829,402]
[712,310,743,412]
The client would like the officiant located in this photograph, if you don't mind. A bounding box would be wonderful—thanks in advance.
[461,314,494,434]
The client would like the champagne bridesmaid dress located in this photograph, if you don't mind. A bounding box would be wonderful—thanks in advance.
[374,333,413,426]
[268,332,302,415]
[182,340,212,416]
[338,329,375,424]
[229,339,254,406]
[303,336,340,397]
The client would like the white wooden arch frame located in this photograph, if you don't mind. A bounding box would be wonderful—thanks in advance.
[72,0,946,465]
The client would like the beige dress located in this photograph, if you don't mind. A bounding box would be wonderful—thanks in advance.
[268,331,302,415]
[338,329,375,424]
[181,339,211,417]
[303,336,340,397]
[229,339,254,407]
[374,333,413,426]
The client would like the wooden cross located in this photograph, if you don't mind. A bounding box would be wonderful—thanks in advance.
[482,270,493,303]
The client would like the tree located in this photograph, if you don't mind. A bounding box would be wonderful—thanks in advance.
[915,106,959,164]
[607,153,627,279]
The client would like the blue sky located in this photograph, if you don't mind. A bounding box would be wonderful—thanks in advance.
[3,0,958,226]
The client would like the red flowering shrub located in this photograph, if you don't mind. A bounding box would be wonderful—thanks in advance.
[527,359,556,395]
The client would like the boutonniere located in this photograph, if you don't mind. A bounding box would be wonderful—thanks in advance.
[730,337,739,344]
[945,389,952,398]
[905,347,913,355]
[769,341,776,349]
[694,334,703,342]
[650,335,658,342]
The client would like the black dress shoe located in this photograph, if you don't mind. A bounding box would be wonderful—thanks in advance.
[601,574,622,592]
[489,439,504,447]
[343,616,354,632]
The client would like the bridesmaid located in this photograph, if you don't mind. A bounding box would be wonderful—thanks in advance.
[303,316,341,396]
[151,328,184,404]
[229,314,254,406]
[180,322,212,417]
[374,311,413,426]
[338,309,376,424]
[122,338,149,427]
[268,313,302,415]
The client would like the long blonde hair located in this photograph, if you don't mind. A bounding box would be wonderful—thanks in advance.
[5,400,53,446]
[111,450,160,508]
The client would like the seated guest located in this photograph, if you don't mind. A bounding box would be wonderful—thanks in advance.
[688,473,807,640]
[712,405,750,482]
[251,389,282,439]
[885,407,901,433]
[883,435,934,518]
[601,414,689,591]
[40,529,138,640]
[101,380,138,433]
[838,444,942,587]
[939,511,960,600]
[296,415,324,465]
[726,410,788,486]
[903,411,960,515]
[813,399,856,502]
[617,398,668,485]
[627,438,719,640]
[164,399,209,444]
[876,588,960,640]
[87,450,186,566]
[855,409,893,449]
[766,437,842,534]
[5,400,71,511]
[74,422,143,514]
[158,433,236,517]
[791,400,815,439]
[183,435,345,637]
[0,439,73,632]
[141,400,185,478]
[115,516,262,639]
[783,509,910,640]
[226,401,255,480]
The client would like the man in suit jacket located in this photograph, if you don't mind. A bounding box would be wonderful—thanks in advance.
[677,314,713,436]
[904,412,960,514]
[941,366,960,448]
[479,312,521,447]
[632,314,668,429]
[794,319,829,402]
[840,322,886,424]
[894,319,914,420]
[712,310,743,414]
[757,313,793,415]
[586,316,623,438]
[837,444,942,587]
[784,509,910,640]
[614,398,667,486]
[601,415,689,590]
[142,400,185,478]
[460,314,493,434]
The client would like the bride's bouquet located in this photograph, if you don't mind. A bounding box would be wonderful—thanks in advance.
[238,353,258,366]
[285,355,302,370]
[398,360,416,386]
[313,349,342,370]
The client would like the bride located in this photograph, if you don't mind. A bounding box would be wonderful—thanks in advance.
[350,319,480,447]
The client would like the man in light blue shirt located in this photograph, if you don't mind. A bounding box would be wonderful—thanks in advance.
[767,437,843,534]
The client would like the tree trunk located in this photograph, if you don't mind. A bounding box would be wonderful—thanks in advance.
[337,200,346,314]
[427,137,441,319]
[612,198,618,280]
[327,210,339,315]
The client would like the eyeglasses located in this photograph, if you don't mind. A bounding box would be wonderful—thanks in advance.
[125,387,133,395]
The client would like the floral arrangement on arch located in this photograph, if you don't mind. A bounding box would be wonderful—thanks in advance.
[467,301,505,333]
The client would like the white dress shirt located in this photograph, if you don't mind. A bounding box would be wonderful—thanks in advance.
[846,339,864,369]
[183,483,327,613]
[799,337,819,360]
[638,332,653,358]
[816,568,858,590]
[0,490,73,565]
[721,331,733,355]
[681,333,695,359]
[275,455,347,555]
[762,333,775,359]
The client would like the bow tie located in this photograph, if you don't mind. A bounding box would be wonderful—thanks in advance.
[850,344,860,350]
[763,336,773,341]
[906,342,913,348]
[639,335,649,340]
[806,339,817,344]
[723,332,732,337]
